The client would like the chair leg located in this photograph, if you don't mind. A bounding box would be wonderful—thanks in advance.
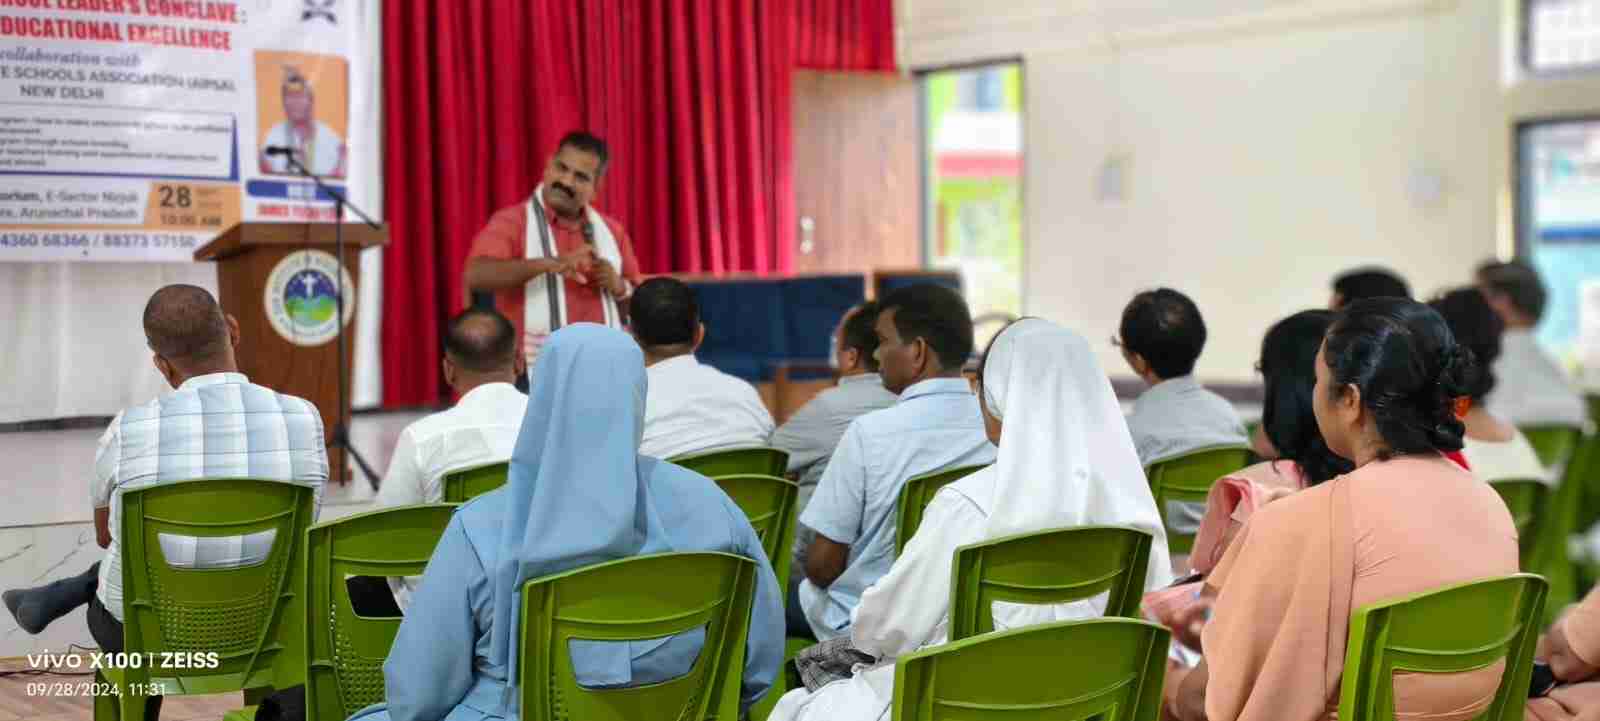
[92,670,119,721]
[117,681,149,721]
[243,687,273,706]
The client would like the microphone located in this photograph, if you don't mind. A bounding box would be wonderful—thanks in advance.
[264,146,295,157]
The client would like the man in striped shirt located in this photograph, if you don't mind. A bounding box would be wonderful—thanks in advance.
[3,285,328,671]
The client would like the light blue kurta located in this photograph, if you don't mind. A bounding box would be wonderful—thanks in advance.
[349,324,783,721]
[348,475,781,721]
[795,377,997,640]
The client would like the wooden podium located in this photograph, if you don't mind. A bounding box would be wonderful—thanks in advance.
[194,222,388,484]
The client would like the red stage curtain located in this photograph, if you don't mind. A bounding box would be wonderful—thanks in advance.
[382,0,892,406]
[792,0,897,71]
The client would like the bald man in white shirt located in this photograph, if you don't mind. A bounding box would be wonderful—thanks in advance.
[366,308,528,614]
[376,308,527,509]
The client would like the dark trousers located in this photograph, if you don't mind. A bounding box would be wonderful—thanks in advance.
[344,576,403,618]
[785,576,817,640]
[81,564,163,719]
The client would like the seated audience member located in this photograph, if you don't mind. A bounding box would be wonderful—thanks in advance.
[3,285,328,719]
[1529,586,1600,720]
[366,308,527,614]
[769,302,898,586]
[1170,310,1353,577]
[350,325,782,721]
[1430,288,1550,484]
[629,277,775,459]
[1118,288,1248,534]
[770,319,1172,721]
[795,284,996,640]
[1478,260,1589,428]
[1166,298,1519,721]
[378,308,527,508]
[1329,266,1412,311]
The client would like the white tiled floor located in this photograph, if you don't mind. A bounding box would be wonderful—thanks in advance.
[0,411,426,658]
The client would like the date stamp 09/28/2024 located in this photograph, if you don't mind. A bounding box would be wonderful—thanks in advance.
[23,651,221,698]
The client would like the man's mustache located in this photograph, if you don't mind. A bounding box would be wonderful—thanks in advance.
[551,183,575,198]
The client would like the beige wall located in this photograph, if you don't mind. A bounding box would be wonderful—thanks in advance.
[899,0,1600,382]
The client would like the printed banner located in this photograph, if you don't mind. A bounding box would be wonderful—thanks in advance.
[0,0,367,261]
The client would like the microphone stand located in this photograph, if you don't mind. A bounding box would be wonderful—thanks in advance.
[278,151,382,491]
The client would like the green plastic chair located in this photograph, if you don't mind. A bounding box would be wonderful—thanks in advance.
[1144,445,1253,555]
[1520,424,1589,625]
[892,618,1170,721]
[1243,421,1263,463]
[1337,573,1547,721]
[711,475,799,721]
[894,464,990,554]
[670,447,790,479]
[519,552,757,721]
[94,479,315,721]
[948,525,1153,642]
[304,504,458,721]
[1487,478,1548,569]
[442,460,510,503]
[712,474,799,596]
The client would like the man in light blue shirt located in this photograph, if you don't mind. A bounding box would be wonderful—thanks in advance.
[795,284,996,640]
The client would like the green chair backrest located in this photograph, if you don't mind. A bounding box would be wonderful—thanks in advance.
[670,447,790,479]
[895,464,990,555]
[1519,425,1582,468]
[1527,431,1596,625]
[519,552,757,721]
[118,478,315,696]
[892,618,1170,721]
[1517,423,1588,623]
[948,525,1153,642]
[1337,573,1547,721]
[442,460,510,503]
[1487,478,1547,568]
[1144,445,1253,554]
[713,474,799,594]
[305,504,457,721]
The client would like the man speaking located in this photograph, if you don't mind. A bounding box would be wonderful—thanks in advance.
[464,131,641,368]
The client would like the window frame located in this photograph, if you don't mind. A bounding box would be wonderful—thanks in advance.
[914,58,1027,318]
[1513,114,1600,257]
[1522,0,1600,77]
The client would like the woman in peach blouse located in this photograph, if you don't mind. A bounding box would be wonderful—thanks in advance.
[1166,298,1520,721]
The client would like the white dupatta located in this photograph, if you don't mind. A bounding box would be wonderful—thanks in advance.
[522,184,623,359]
[977,319,1174,591]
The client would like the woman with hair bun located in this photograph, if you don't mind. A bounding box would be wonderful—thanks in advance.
[1166,298,1519,721]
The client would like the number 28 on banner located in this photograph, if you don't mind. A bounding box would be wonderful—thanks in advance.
[154,183,230,230]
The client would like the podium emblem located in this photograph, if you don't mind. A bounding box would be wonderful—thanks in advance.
[264,249,355,347]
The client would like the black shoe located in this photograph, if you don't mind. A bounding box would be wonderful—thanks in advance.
[3,569,96,635]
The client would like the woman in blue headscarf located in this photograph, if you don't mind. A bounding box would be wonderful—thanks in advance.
[350,323,783,721]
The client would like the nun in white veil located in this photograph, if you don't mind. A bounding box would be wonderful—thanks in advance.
[768,318,1173,721]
